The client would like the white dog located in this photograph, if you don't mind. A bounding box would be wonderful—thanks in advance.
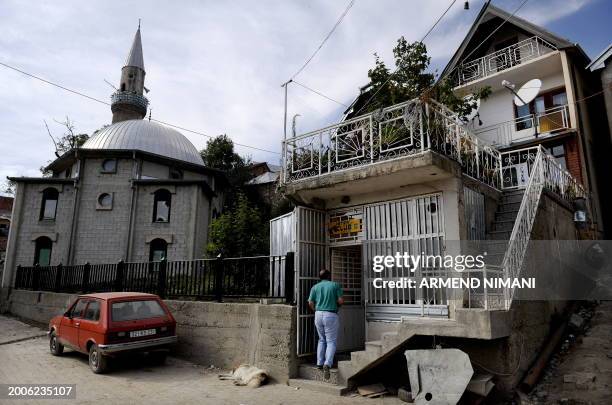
[218,364,269,388]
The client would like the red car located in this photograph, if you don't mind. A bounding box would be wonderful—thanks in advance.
[48,292,177,373]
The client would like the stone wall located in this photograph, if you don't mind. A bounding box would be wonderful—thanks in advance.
[3,290,298,382]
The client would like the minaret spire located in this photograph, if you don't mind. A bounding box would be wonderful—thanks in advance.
[111,23,148,123]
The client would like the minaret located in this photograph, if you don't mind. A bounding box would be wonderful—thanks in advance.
[111,23,148,123]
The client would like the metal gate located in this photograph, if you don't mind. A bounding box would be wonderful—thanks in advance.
[363,194,448,320]
[295,207,327,356]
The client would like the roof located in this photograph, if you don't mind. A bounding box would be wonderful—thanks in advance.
[247,171,279,185]
[79,292,159,300]
[125,27,144,71]
[587,44,612,71]
[440,3,580,80]
[81,119,204,166]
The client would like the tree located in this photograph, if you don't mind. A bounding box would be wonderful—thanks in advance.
[353,37,490,120]
[1,180,15,196]
[46,117,90,156]
[206,193,268,257]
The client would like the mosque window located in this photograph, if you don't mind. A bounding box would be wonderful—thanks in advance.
[153,189,171,223]
[97,193,113,210]
[149,239,168,262]
[34,236,53,266]
[101,159,117,173]
[40,188,59,221]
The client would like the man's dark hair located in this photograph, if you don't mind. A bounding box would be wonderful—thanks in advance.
[319,269,331,280]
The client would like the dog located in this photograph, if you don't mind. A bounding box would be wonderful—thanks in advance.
[218,364,269,388]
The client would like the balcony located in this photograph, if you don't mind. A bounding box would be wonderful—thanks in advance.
[111,91,149,110]
[280,99,502,199]
[453,36,557,88]
[473,105,571,146]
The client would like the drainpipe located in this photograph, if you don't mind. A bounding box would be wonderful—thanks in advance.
[124,152,139,261]
[67,155,84,265]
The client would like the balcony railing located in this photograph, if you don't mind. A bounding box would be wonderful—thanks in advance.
[454,36,557,87]
[473,105,570,146]
[111,91,149,109]
[281,99,502,189]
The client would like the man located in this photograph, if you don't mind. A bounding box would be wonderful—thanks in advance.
[308,269,344,380]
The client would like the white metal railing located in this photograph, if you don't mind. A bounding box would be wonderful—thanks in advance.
[455,36,557,86]
[281,99,502,189]
[500,146,586,309]
[473,105,571,146]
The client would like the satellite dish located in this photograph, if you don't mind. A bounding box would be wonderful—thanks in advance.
[513,79,542,106]
[464,95,480,121]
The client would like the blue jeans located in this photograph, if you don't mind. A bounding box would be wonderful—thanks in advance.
[315,311,339,367]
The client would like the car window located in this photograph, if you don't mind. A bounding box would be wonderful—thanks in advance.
[111,300,166,322]
[83,300,100,322]
[69,299,88,318]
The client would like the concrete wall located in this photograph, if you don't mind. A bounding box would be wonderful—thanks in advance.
[3,289,298,382]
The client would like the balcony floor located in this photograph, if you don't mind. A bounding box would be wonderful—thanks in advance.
[282,150,461,205]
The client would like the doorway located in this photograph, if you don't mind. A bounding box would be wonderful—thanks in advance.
[331,245,365,352]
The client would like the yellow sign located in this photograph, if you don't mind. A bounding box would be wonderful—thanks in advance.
[329,218,362,239]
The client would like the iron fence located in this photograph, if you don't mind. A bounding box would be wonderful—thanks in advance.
[14,253,295,303]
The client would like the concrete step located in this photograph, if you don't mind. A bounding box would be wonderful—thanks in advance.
[482,241,508,254]
[484,252,504,265]
[365,340,382,356]
[337,360,355,386]
[495,210,519,221]
[501,192,524,204]
[350,350,378,370]
[487,230,511,240]
[492,219,515,232]
[498,201,522,212]
[288,378,349,396]
[298,364,339,385]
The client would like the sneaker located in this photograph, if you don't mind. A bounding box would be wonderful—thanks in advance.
[323,365,330,380]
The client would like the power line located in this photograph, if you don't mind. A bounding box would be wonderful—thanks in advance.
[352,0,459,116]
[289,0,356,81]
[292,80,349,107]
[0,60,280,155]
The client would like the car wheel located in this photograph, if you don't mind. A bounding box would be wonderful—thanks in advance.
[49,332,64,356]
[89,344,108,374]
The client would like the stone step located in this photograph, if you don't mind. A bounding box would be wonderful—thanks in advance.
[288,378,349,396]
[298,364,339,385]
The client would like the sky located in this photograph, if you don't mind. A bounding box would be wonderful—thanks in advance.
[0,0,610,187]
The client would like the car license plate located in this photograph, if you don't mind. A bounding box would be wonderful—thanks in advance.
[130,329,156,338]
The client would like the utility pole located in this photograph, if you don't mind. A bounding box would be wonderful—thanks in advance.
[281,79,292,181]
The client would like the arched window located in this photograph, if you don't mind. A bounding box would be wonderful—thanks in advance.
[153,189,171,223]
[40,188,59,220]
[149,238,167,262]
[34,236,53,266]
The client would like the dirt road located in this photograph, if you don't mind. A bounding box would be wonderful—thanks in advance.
[0,315,398,405]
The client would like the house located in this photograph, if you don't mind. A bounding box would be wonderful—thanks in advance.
[274,3,607,394]
[0,195,13,273]
[246,162,281,205]
[1,27,225,292]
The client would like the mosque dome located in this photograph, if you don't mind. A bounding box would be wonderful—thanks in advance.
[81,119,204,166]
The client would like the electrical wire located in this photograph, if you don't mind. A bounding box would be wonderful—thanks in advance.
[289,0,356,81]
[0,60,281,155]
[292,80,349,107]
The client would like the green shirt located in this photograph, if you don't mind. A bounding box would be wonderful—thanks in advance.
[308,280,344,312]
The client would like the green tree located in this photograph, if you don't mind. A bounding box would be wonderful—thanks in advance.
[354,37,490,119]
[206,193,268,257]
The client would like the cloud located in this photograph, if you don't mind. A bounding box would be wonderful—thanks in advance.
[0,0,598,178]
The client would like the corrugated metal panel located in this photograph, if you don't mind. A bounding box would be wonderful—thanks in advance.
[363,194,447,320]
[464,187,486,240]
[295,207,327,356]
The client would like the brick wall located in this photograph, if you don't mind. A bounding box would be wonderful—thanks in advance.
[565,136,583,184]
